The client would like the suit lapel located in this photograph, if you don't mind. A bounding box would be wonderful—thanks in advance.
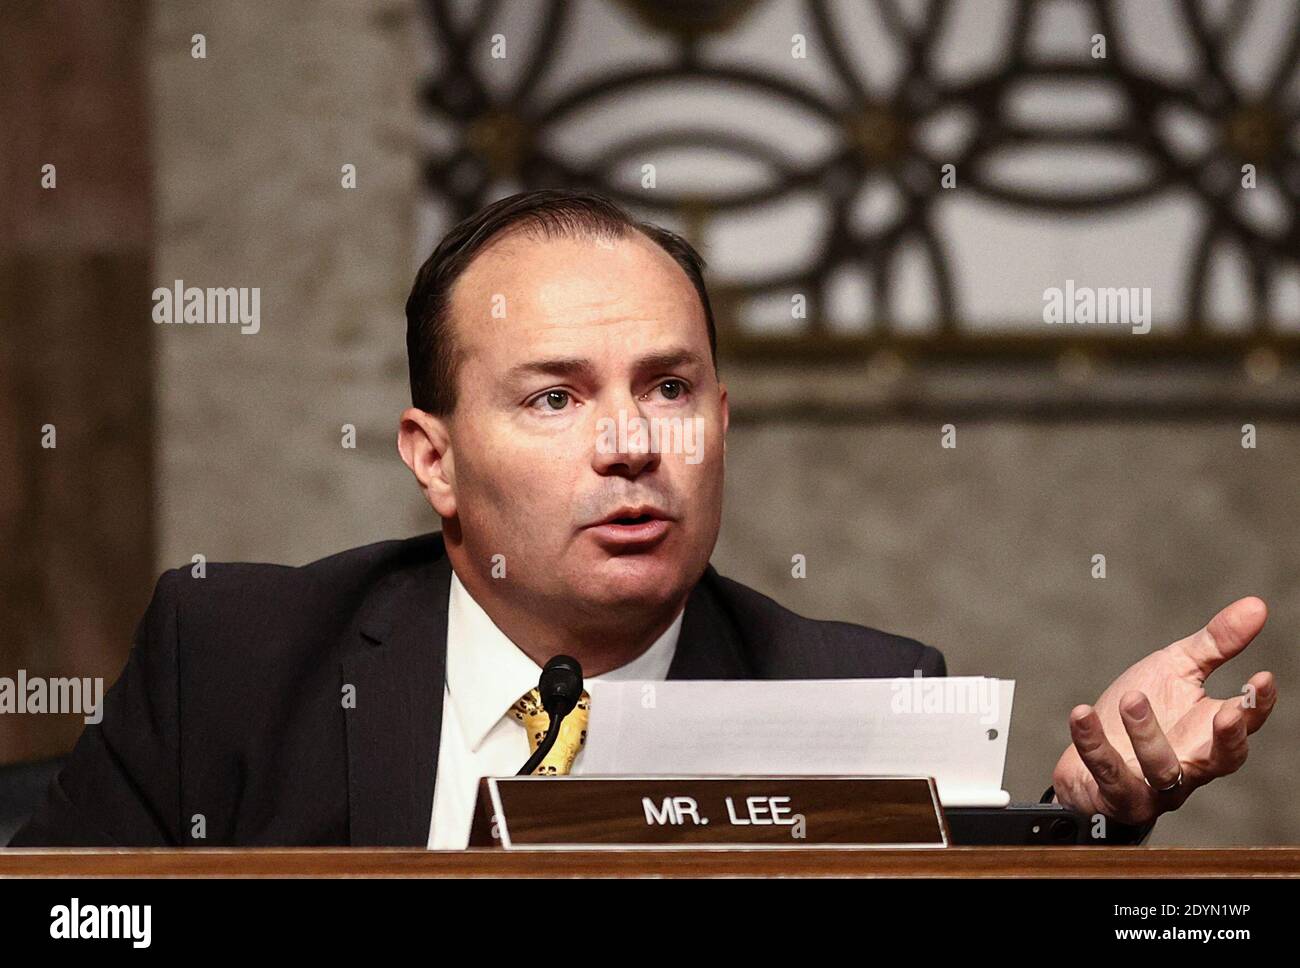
[667,566,754,680]
[342,548,451,846]
[341,546,748,845]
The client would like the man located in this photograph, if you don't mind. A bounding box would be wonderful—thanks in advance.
[10,190,1278,848]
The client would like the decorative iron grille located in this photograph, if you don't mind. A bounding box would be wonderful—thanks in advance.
[417,0,1300,366]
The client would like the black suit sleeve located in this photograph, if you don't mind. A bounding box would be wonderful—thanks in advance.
[919,644,946,677]
[8,570,184,846]
[1039,785,1156,845]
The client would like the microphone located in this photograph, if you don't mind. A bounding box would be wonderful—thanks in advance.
[517,655,584,776]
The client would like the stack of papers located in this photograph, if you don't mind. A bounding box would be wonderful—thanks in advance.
[579,677,1015,807]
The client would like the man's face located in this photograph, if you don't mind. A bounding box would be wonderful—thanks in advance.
[435,229,728,619]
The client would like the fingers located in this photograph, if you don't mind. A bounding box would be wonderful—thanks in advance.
[1176,597,1268,679]
[1069,705,1152,818]
[1239,670,1278,735]
[1118,691,1182,791]
[1200,699,1250,781]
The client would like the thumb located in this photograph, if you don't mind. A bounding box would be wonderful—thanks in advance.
[1174,596,1268,679]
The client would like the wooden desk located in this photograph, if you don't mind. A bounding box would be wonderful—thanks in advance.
[2,847,1298,878]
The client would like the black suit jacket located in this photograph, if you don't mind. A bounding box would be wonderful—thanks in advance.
[10,532,946,847]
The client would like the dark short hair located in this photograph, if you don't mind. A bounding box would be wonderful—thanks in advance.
[404,188,717,416]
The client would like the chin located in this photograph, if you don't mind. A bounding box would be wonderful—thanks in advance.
[579,553,693,610]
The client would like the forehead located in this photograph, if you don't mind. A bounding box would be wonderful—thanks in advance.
[448,228,708,360]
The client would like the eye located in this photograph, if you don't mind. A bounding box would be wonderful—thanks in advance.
[529,389,573,412]
[651,379,687,401]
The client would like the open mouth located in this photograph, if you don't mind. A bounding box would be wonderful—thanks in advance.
[586,510,671,548]
[610,513,656,526]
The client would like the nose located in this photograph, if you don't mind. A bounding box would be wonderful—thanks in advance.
[591,393,660,479]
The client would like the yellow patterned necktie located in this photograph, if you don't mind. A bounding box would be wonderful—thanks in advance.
[510,687,591,775]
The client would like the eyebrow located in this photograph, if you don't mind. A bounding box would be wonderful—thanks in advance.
[504,349,707,384]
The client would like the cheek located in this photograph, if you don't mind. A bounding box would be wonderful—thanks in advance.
[461,426,588,519]
[675,415,726,487]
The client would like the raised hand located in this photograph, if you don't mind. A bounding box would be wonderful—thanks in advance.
[1051,597,1278,825]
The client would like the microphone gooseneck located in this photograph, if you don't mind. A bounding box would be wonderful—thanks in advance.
[516,655,584,776]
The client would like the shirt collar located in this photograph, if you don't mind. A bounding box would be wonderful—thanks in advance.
[445,569,683,751]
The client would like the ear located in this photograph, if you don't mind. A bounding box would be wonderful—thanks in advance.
[397,407,457,519]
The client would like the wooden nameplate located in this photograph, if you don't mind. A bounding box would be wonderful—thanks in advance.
[468,775,948,849]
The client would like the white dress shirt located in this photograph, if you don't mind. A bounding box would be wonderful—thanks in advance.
[427,570,683,849]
